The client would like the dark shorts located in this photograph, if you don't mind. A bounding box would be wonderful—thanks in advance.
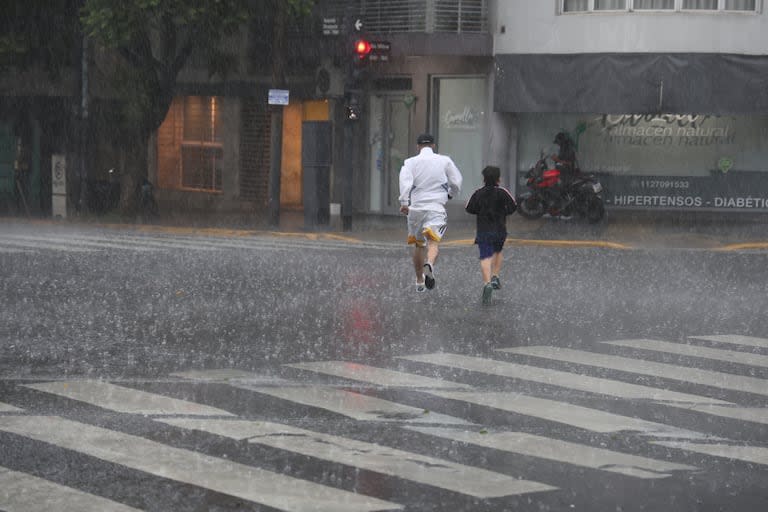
[475,232,506,259]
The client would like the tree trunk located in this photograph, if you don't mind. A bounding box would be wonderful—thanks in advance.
[118,132,149,217]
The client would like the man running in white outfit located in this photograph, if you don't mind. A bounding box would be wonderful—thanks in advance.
[398,133,463,292]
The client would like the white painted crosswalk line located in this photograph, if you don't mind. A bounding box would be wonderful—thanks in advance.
[0,467,143,512]
[602,339,768,368]
[0,416,401,512]
[652,441,768,467]
[248,386,471,425]
[1,234,156,252]
[24,381,235,417]
[398,353,731,405]
[0,238,93,252]
[0,402,22,412]
[406,427,697,479]
[425,390,708,439]
[691,334,768,350]
[160,418,555,498]
[286,361,473,389]
[498,346,768,397]
[173,369,469,424]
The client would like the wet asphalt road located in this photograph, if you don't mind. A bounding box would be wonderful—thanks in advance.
[0,220,767,512]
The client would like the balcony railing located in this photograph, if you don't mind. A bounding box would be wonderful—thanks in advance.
[320,0,489,34]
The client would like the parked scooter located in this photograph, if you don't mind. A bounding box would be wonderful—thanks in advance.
[517,151,605,223]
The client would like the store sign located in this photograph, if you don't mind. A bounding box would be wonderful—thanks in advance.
[516,113,768,211]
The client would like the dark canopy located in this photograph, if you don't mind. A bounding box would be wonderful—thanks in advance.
[494,53,768,115]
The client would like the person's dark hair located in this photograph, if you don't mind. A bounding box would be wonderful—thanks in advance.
[482,165,501,186]
[554,132,569,145]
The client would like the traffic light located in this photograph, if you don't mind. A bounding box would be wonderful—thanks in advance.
[353,38,371,64]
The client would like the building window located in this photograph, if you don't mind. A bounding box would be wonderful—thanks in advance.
[157,96,223,192]
[633,0,674,9]
[560,0,758,11]
[181,96,222,191]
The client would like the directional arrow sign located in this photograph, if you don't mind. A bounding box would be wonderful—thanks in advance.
[354,19,363,31]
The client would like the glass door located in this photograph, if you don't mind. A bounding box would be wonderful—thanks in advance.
[368,94,412,214]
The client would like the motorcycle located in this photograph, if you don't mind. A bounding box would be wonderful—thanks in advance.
[517,152,605,223]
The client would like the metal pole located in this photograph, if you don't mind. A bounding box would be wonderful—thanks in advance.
[268,107,283,228]
[79,34,89,214]
[342,118,353,231]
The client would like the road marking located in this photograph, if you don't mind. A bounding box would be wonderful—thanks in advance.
[0,238,93,252]
[0,416,401,512]
[0,466,143,512]
[602,339,768,368]
[406,427,697,479]
[160,418,555,498]
[0,402,22,412]
[652,441,768,467]
[248,386,471,425]
[0,247,31,253]
[24,381,234,417]
[286,361,473,389]
[1,234,158,252]
[171,369,294,384]
[691,334,768,350]
[424,389,707,438]
[498,346,768,397]
[398,353,730,405]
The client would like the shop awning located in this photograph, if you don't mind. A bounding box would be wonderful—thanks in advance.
[494,53,768,115]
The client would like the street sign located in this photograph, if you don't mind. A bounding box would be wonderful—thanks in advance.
[322,17,340,35]
[354,19,363,31]
[369,41,391,62]
[268,89,290,106]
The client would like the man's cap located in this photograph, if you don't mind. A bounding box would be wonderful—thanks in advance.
[416,133,435,145]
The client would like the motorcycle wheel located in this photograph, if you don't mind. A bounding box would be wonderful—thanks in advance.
[517,194,546,220]
[585,196,605,224]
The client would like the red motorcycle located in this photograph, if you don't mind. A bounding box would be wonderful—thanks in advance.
[517,152,605,223]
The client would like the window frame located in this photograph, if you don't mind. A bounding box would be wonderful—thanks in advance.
[560,0,761,13]
[179,96,224,193]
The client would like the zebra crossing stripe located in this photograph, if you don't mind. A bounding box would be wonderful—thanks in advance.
[691,335,768,349]
[247,385,471,425]
[0,238,93,252]
[23,381,235,417]
[497,346,768,397]
[285,361,473,389]
[0,416,401,512]
[159,418,555,498]
[405,427,697,479]
[602,339,768,369]
[397,353,730,405]
[173,369,469,424]
[1,234,156,252]
[651,441,768,467]
[0,466,143,512]
[0,402,22,412]
[424,389,707,438]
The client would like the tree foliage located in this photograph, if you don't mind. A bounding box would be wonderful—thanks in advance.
[79,0,313,209]
[0,1,82,77]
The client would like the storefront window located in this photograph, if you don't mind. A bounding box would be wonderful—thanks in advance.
[431,76,487,199]
[517,113,768,211]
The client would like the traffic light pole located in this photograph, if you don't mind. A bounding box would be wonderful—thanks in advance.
[341,116,354,231]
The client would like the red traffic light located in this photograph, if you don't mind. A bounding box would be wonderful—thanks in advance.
[354,39,372,58]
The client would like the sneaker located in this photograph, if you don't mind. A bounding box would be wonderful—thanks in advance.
[423,262,435,290]
[490,275,501,290]
[415,282,426,293]
[482,283,493,305]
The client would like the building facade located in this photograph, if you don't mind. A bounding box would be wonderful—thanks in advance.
[494,0,768,212]
[4,1,766,220]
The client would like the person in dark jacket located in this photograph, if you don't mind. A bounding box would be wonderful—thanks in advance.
[465,165,517,305]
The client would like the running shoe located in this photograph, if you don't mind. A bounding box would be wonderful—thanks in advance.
[490,275,501,290]
[423,262,435,290]
[482,283,493,305]
[415,282,426,293]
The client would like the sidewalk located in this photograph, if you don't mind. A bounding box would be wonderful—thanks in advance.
[6,208,768,250]
[335,209,768,250]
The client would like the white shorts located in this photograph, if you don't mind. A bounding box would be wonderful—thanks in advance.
[407,209,447,247]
